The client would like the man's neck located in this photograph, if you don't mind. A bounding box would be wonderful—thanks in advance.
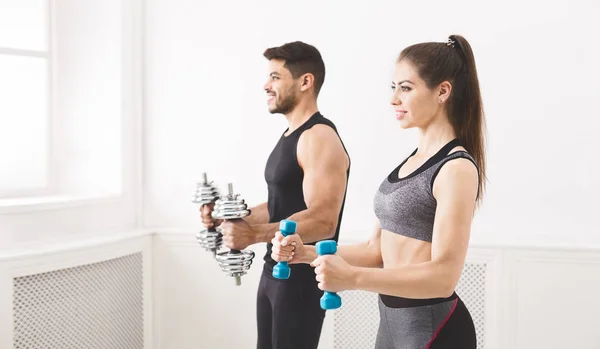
[284,101,318,135]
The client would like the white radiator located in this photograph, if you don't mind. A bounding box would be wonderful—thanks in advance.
[333,261,488,349]
[12,253,145,349]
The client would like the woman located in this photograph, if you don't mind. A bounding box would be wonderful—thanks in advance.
[270,34,486,349]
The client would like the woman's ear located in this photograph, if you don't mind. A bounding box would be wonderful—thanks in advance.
[437,81,452,103]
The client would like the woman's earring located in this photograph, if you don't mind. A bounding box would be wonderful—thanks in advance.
[439,98,443,103]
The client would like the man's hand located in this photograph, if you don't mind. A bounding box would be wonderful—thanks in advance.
[221,219,256,250]
[200,203,223,229]
[271,231,309,264]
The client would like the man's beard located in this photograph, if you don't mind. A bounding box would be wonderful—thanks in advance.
[269,91,298,115]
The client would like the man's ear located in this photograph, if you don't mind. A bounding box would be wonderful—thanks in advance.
[300,73,315,92]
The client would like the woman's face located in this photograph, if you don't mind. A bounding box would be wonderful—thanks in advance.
[390,60,445,129]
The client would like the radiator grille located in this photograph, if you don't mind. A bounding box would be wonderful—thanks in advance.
[13,253,144,349]
[455,262,487,349]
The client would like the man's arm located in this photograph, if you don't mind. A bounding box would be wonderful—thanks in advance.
[252,124,349,244]
[243,202,269,225]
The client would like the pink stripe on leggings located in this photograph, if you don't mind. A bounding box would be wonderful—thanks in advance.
[425,298,459,349]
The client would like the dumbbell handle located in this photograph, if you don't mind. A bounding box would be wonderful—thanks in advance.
[220,183,243,254]
[316,240,342,310]
[272,220,297,279]
[226,229,242,285]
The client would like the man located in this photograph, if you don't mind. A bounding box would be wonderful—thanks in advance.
[201,41,350,349]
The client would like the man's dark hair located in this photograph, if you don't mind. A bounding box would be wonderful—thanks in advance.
[263,41,326,96]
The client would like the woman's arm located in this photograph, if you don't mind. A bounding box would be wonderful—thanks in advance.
[313,159,479,298]
[271,220,383,268]
[337,220,383,268]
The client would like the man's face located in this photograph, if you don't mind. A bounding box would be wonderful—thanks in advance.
[264,59,299,115]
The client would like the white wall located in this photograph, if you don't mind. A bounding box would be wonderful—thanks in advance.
[144,0,600,245]
[152,233,268,349]
[144,0,600,348]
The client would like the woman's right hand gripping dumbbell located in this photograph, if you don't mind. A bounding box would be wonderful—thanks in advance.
[271,230,312,264]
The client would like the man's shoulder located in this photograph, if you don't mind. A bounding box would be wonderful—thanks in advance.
[297,121,349,171]
[304,122,337,137]
[298,123,343,151]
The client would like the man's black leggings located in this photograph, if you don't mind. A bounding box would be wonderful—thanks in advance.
[256,264,326,349]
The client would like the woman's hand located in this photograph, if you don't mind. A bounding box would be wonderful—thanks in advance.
[311,254,357,292]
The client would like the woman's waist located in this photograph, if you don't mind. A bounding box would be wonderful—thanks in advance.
[379,291,458,308]
[380,229,432,264]
[381,248,432,268]
[379,251,455,308]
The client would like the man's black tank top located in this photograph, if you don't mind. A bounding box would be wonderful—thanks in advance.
[263,111,350,272]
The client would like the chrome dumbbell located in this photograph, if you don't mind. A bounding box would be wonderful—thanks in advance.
[192,173,222,257]
[212,183,255,286]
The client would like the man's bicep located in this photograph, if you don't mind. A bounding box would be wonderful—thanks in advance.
[303,156,347,210]
[299,126,348,214]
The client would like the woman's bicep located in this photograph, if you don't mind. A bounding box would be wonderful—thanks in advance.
[430,159,479,277]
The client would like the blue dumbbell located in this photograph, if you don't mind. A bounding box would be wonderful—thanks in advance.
[272,220,297,279]
[315,240,342,310]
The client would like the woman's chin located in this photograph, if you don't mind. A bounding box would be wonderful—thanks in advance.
[397,119,412,129]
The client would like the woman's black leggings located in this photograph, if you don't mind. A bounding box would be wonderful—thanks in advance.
[375,293,477,349]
